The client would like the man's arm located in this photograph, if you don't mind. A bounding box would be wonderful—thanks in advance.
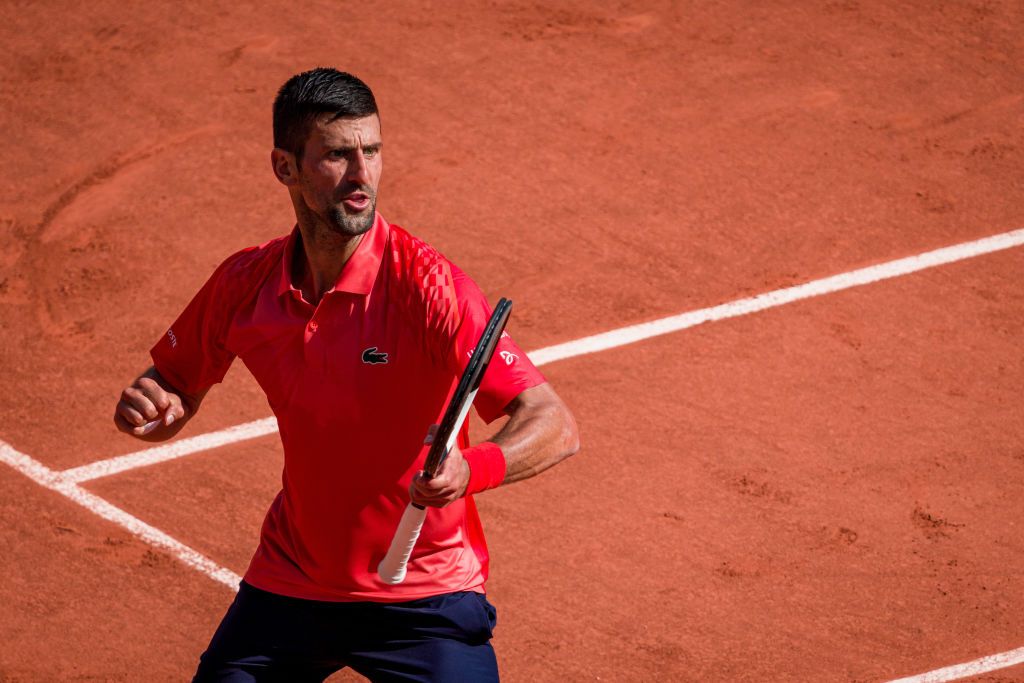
[113,366,208,442]
[409,382,580,507]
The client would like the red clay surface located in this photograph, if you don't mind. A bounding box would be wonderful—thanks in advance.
[2,1,1023,681]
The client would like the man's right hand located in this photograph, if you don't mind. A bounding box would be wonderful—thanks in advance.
[114,367,191,440]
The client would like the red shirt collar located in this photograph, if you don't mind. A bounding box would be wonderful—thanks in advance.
[278,213,390,298]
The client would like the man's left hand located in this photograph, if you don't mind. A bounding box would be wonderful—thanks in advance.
[409,434,470,508]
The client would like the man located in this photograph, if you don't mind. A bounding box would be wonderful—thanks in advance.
[113,68,579,681]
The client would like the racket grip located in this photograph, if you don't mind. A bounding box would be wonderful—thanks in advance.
[377,502,427,585]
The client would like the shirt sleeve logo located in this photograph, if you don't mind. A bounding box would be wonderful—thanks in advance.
[166,328,178,349]
[499,350,518,365]
[362,347,389,364]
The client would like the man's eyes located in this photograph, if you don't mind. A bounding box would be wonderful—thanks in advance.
[329,147,379,158]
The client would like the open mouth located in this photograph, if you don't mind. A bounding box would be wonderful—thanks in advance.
[342,192,371,212]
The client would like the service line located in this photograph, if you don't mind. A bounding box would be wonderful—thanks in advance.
[528,226,1024,365]
[885,646,1024,683]
[63,226,1024,484]
[61,417,279,483]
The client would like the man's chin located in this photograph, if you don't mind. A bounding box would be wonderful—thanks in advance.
[328,206,375,237]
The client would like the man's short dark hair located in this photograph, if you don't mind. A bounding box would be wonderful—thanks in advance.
[273,68,378,159]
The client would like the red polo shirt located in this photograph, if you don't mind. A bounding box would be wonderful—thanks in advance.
[151,214,544,601]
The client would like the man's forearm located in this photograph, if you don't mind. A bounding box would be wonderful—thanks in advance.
[488,382,580,485]
[406,382,579,507]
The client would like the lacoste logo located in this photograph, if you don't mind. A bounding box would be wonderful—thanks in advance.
[362,347,389,364]
[167,328,178,348]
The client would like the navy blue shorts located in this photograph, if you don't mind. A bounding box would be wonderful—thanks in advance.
[193,582,499,682]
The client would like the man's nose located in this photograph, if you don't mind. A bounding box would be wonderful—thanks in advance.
[347,150,372,186]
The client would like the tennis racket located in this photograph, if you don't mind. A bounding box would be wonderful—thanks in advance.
[377,297,513,585]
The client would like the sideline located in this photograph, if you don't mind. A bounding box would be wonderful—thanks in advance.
[1,227,1023,679]
[0,441,241,589]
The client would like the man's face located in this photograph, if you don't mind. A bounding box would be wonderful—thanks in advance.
[294,113,383,237]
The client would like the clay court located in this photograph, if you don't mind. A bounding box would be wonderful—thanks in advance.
[2,1,1023,681]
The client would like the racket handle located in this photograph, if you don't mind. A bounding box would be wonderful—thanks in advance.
[377,502,427,585]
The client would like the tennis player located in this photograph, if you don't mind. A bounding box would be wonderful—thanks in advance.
[113,68,579,681]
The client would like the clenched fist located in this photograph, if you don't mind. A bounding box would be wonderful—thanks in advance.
[114,367,193,441]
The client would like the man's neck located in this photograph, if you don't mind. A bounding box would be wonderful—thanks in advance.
[292,222,365,305]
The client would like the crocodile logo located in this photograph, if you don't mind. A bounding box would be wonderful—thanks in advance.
[362,347,389,364]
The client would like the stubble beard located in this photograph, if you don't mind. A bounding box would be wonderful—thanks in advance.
[326,195,376,238]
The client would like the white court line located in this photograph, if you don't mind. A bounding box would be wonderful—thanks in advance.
[62,417,279,483]
[528,227,1024,365]
[886,646,1024,682]
[0,441,241,590]
[61,226,1024,484]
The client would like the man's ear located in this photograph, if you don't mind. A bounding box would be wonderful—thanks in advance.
[271,148,299,186]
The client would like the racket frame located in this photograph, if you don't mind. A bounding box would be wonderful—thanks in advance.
[377,297,512,582]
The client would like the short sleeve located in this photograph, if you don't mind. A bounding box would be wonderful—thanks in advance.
[448,264,546,423]
[150,256,241,396]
